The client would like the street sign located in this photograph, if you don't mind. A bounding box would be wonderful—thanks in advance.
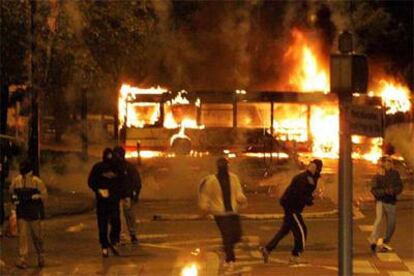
[350,104,384,137]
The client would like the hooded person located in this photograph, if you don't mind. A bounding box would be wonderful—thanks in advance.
[10,160,47,269]
[260,159,323,264]
[88,148,127,257]
[113,146,141,244]
[369,157,403,252]
[198,157,247,272]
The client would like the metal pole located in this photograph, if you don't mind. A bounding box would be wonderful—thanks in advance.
[338,96,353,275]
[81,88,88,160]
[28,0,40,176]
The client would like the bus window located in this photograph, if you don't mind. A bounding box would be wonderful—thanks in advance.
[237,103,271,128]
[201,104,233,127]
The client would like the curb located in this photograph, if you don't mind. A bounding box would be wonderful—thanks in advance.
[152,209,339,221]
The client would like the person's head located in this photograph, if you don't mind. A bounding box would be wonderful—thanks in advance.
[19,160,33,175]
[113,146,126,160]
[216,157,229,174]
[308,159,323,177]
[382,157,394,171]
[102,148,113,162]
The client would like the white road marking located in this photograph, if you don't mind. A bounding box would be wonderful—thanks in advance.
[139,243,181,251]
[404,260,414,273]
[358,224,374,232]
[377,253,402,262]
[387,271,413,276]
[353,260,379,274]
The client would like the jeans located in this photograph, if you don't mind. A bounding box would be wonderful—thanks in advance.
[122,199,137,237]
[370,201,396,244]
[18,219,44,261]
[96,201,121,248]
[214,214,242,263]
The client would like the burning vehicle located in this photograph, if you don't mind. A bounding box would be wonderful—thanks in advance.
[116,29,413,194]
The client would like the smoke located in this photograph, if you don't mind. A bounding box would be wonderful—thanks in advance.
[385,123,414,171]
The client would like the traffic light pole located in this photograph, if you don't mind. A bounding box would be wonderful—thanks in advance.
[338,95,353,275]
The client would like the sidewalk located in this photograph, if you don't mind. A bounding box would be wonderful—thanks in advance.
[3,188,94,220]
[143,193,338,221]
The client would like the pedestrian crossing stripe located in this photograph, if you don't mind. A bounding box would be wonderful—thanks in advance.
[387,271,413,276]
[353,260,379,274]
[377,253,402,262]
[358,224,374,232]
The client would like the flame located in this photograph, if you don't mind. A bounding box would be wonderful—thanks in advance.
[284,29,329,93]
[118,84,167,128]
[375,79,411,114]
[310,104,339,158]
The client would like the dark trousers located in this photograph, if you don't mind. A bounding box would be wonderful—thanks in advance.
[96,201,121,249]
[265,210,307,256]
[214,214,242,263]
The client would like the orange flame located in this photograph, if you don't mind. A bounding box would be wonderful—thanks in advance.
[284,29,329,93]
[374,79,411,114]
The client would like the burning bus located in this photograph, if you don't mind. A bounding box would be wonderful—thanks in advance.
[116,29,413,195]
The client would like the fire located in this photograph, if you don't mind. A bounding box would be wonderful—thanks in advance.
[118,84,167,128]
[284,29,329,93]
[310,104,339,158]
[374,79,411,114]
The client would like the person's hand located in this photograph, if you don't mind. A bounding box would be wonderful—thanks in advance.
[98,189,109,198]
[32,194,41,200]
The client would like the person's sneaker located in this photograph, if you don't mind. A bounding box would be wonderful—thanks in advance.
[15,259,28,269]
[381,243,393,251]
[377,244,392,253]
[370,243,377,253]
[289,255,301,265]
[260,247,269,263]
[109,243,120,256]
[102,248,109,258]
[38,256,45,268]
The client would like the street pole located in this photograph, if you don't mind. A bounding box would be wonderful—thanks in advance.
[28,0,40,176]
[81,88,88,160]
[338,94,353,275]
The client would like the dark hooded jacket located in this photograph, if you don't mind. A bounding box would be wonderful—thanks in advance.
[280,170,319,213]
[371,169,403,204]
[88,148,128,205]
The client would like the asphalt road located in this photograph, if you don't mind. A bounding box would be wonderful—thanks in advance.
[1,198,413,275]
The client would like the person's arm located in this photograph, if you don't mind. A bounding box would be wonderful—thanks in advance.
[198,178,211,213]
[88,164,99,192]
[32,177,48,201]
[234,175,247,208]
[393,171,403,195]
[130,164,142,201]
[371,175,385,198]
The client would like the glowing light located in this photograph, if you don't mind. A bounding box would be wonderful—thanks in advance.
[376,80,411,114]
[181,263,198,276]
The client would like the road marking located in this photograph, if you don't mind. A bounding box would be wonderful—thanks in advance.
[205,252,220,276]
[139,243,181,251]
[353,260,379,274]
[377,253,402,262]
[404,261,414,273]
[387,271,413,276]
[359,224,374,232]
